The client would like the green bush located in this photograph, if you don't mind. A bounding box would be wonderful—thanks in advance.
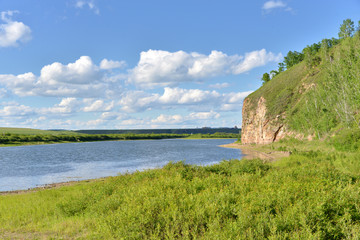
[330,129,360,151]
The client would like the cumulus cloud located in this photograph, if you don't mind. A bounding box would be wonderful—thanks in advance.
[129,49,282,88]
[159,87,220,105]
[151,114,184,124]
[262,1,292,12]
[0,88,8,98]
[0,11,31,47]
[118,87,252,113]
[262,1,286,10]
[100,59,126,70]
[209,83,230,89]
[151,111,220,125]
[118,87,221,113]
[100,112,128,121]
[189,110,220,120]
[0,56,125,98]
[0,102,35,118]
[118,91,159,112]
[39,56,101,84]
[83,99,114,112]
[75,0,100,14]
[42,98,82,114]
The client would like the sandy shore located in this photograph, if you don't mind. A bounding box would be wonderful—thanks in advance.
[0,178,106,196]
[220,142,291,162]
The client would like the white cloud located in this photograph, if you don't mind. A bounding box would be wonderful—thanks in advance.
[119,91,160,112]
[220,91,253,111]
[129,49,282,88]
[151,114,184,124]
[39,56,101,85]
[42,98,81,114]
[231,49,282,74]
[0,11,31,47]
[100,112,127,120]
[262,1,286,10]
[118,87,252,113]
[262,1,292,12]
[82,99,114,112]
[0,88,8,98]
[75,0,100,15]
[0,56,125,98]
[120,119,145,126]
[189,110,220,120]
[118,87,221,112]
[159,87,220,105]
[0,103,35,117]
[100,59,126,70]
[225,91,253,103]
[209,83,230,89]
[151,111,220,125]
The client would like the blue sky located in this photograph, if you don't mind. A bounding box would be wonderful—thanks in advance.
[0,0,359,130]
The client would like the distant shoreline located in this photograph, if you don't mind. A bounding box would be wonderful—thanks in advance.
[0,137,237,148]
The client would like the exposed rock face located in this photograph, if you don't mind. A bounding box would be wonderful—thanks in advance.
[241,96,286,144]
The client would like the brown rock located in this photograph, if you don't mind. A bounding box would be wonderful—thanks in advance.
[241,96,286,144]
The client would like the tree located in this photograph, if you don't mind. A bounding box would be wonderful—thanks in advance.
[278,62,285,73]
[261,72,271,84]
[338,18,355,39]
[284,51,304,69]
[270,70,279,79]
[302,43,322,68]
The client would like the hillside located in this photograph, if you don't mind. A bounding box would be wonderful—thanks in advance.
[242,31,360,144]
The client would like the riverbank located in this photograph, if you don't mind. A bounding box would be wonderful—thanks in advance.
[0,178,103,196]
[220,142,291,161]
[1,141,290,196]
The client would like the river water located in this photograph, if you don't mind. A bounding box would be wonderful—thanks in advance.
[0,139,241,191]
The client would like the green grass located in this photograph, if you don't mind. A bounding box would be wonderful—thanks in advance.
[2,138,360,239]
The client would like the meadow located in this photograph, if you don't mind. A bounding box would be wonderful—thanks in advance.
[1,132,360,239]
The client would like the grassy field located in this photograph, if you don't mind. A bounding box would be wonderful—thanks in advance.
[1,135,360,239]
[0,127,78,135]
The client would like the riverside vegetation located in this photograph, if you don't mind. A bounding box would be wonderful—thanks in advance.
[0,128,239,146]
[2,19,360,239]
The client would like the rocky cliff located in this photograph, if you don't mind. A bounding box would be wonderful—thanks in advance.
[241,96,287,144]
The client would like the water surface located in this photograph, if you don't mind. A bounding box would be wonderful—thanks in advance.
[0,139,241,191]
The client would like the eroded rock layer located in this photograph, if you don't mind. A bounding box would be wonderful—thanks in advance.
[241,97,286,144]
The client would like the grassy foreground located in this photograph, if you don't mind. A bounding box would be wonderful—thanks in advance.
[2,138,360,239]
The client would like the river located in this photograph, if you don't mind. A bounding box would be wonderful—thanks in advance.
[0,139,241,191]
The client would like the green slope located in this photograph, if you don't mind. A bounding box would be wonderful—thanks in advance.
[245,33,360,139]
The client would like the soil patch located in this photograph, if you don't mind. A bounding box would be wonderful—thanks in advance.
[220,142,291,162]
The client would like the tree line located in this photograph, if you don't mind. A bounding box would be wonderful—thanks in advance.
[0,132,239,144]
[261,18,360,84]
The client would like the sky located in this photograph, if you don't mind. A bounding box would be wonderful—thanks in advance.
[0,0,359,130]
